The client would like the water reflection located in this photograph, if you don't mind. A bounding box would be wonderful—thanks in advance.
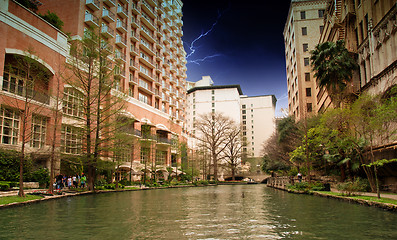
[0,185,397,239]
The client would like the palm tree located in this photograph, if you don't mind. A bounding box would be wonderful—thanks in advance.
[310,40,358,108]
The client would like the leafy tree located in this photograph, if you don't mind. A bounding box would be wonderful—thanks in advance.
[310,40,358,108]
[221,123,242,180]
[39,10,64,31]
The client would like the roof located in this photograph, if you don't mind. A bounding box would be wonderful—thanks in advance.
[187,85,244,95]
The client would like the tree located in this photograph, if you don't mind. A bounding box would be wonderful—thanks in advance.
[310,40,358,108]
[196,112,234,181]
[221,123,242,180]
[67,27,126,191]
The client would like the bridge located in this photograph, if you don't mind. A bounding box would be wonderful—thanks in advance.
[223,173,270,183]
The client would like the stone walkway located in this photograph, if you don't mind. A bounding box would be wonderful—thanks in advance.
[330,188,397,200]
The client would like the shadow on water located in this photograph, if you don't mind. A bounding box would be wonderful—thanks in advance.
[1,185,397,239]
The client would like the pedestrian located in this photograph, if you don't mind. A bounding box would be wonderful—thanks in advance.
[297,172,303,183]
[72,175,77,188]
[67,176,72,189]
[81,173,86,188]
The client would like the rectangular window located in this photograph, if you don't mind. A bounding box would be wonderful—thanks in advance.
[302,27,307,36]
[212,103,215,107]
[63,88,84,118]
[300,11,306,20]
[31,115,47,148]
[2,68,34,99]
[211,90,215,95]
[140,147,150,164]
[242,104,246,109]
[242,110,246,114]
[306,87,312,97]
[212,96,215,101]
[303,43,308,52]
[304,57,309,66]
[307,103,313,112]
[305,72,310,82]
[0,108,19,145]
[60,125,82,154]
[156,150,166,165]
[243,120,246,125]
[318,9,324,18]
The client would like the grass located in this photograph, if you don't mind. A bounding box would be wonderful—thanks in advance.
[315,191,397,205]
[0,195,43,205]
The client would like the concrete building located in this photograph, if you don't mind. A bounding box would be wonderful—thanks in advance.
[0,0,187,179]
[283,0,327,121]
[186,76,276,159]
[240,95,276,158]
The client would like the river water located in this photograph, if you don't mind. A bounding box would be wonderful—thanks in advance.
[1,185,397,239]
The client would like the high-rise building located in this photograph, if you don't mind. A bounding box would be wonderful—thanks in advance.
[240,95,276,158]
[284,0,327,121]
[0,0,187,179]
[186,76,276,160]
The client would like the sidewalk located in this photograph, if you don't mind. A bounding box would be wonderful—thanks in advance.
[330,188,397,200]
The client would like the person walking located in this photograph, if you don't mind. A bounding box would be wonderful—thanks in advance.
[67,176,72,189]
[81,173,87,188]
[72,175,77,188]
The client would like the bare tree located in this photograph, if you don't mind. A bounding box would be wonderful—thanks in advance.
[1,49,53,197]
[221,123,242,180]
[196,112,234,181]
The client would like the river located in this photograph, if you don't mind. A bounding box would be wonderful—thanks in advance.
[1,185,396,239]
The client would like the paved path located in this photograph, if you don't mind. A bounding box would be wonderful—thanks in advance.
[330,188,397,200]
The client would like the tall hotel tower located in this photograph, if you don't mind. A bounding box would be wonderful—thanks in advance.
[39,0,187,172]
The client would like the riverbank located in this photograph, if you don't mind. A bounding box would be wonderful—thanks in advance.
[267,184,397,212]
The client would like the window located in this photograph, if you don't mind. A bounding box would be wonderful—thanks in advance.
[61,125,82,154]
[242,115,246,120]
[242,110,246,114]
[212,96,215,101]
[31,115,47,148]
[318,9,325,18]
[320,25,324,34]
[63,88,84,118]
[302,27,307,36]
[212,103,215,107]
[211,90,215,95]
[306,87,312,97]
[0,108,19,145]
[304,57,309,66]
[212,109,215,113]
[242,104,246,109]
[139,92,150,105]
[307,103,313,112]
[251,109,253,113]
[193,111,195,115]
[140,147,150,164]
[305,72,310,82]
[300,11,306,20]
[243,120,246,125]
[252,136,254,140]
[2,68,34,99]
[303,43,308,52]
[156,150,166,165]
[193,93,195,97]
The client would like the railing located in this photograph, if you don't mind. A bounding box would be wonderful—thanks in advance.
[157,137,172,144]
[117,5,128,16]
[116,34,127,45]
[101,24,114,36]
[142,11,154,26]
[142,0,154,13]
[84,12,99,25]
[102,8,115,21]
[115,51,126,61]
[116,20,127,31]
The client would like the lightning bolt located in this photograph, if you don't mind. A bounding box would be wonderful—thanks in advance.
[185,6,229,65]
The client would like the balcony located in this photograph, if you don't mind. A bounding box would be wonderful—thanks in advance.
[101,24,114,38]
[140,39,155,56]
[86,0,100,11]
[104,0,116,7]
[129,60,138,71]
[138,81,154,94]
[119,0,129,5]
[142,0,155,18]
[131,2,139,14]
[176,29,183,37]
[139,54,154,69]
[131,16,139,28]
[102,8,115,22]
[114,67,125,79]
[139,68,154,82]
[116,20,127,33]
[154,88,160,97]
[101,41,113,54]
[116,35,127,48]
[115,51,126,62]
[157,136,172,145]
[141,12,156,31]
[130,30,138,42]
[175,8,182,17]
[162,93,169,102]
[140,26,155,43]
[84,12,99,27]
[117,5,128,19]
[130,44,138,56]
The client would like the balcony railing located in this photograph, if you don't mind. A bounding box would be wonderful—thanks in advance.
[117,5,128,18]
[115,34,127,48]
[84,12,99,27]
[102,8,115,22]
[157,136,172,144]
[101,24,114,38]
[116,20,127,33]
[86,0,100,11]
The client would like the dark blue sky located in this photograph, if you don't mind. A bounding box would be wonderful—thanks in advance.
[182,0,291,116]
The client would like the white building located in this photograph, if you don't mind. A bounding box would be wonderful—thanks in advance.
[240,95,277,158]
[187,76,276,158]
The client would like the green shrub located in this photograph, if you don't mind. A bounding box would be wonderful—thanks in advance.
[31,168,50,187]
[38,10,64,30]
[337,178,368,196]
[0,182,10,191]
